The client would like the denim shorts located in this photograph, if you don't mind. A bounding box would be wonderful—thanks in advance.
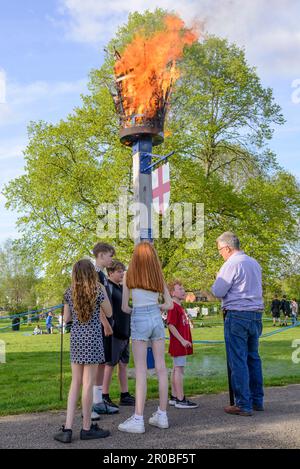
[173,356,187,367]
[131,305,165,341]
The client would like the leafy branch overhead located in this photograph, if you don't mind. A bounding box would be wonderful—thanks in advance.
[2,9,300,303]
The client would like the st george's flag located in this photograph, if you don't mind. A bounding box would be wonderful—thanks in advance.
[152,162,170,215]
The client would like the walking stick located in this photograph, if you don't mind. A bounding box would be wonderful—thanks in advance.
[223,310,235,406]
[59,303,64,401]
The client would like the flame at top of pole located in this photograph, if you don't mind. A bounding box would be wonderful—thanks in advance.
[113,14,199,128]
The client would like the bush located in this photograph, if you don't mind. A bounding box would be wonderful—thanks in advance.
[183,301,222,315]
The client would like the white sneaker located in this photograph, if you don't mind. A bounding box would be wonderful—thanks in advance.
[118,416,145,434]
[91,411,100,421]
[175,397,199,409]
[149,411,169,429]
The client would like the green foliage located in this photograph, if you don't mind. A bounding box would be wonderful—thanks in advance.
[0,240,41,313]
[2,9,300,305]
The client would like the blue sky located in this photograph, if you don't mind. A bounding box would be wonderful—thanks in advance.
[0,0,299,244]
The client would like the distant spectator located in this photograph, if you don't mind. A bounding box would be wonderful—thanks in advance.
[271,295,281,326]
[58,313,66,334]
[280,295,291,327]
[46,312,54,334]
[291,298,299,326]
[33,324,42,335]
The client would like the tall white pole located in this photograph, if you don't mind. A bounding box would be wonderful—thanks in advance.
[132,137,153,244]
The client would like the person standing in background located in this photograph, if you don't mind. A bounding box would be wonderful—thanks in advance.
[291,298,299,326]
[102,260,135,409]
[280,295,291,327]
[46,311,54,334]
[271,294,281,326]
[211,232,264,417]
[92,242,119,417]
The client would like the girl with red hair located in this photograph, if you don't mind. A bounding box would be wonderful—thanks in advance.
[118,242,173,434]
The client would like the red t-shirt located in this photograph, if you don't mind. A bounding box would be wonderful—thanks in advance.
[167,302,193,357]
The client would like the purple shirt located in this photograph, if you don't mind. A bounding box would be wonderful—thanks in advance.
[211,251,264,312]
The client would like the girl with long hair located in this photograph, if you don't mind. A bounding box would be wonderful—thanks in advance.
[118,242,173,434]
[54,259,112,443]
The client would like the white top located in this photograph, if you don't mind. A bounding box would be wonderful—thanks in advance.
[131,288,159,307]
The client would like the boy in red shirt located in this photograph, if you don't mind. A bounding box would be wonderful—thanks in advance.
[167,280,198,409]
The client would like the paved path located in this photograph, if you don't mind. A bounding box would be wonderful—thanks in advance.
[1,385,300,449]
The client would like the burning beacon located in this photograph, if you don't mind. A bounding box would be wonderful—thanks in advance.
[112,14,198,242]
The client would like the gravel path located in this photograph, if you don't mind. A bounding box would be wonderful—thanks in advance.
[1,384,300,449]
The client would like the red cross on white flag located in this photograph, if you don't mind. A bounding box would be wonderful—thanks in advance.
[152,163,170,215]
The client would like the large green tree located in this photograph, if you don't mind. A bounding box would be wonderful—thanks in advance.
[3,9,300,303]
[0,240,40,313]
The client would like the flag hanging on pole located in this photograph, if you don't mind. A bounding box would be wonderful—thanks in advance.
[152,163,170,215]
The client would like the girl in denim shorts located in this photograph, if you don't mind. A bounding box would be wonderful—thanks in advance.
[118,242,173,434]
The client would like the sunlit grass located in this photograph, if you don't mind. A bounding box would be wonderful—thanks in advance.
[0,316,299,416]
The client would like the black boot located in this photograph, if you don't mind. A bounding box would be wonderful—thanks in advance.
[54,425,72,443]
[80,423,110,440]
[119,392,135,406]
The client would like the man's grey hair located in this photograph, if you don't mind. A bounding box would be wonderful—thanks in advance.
[217,232,240,250]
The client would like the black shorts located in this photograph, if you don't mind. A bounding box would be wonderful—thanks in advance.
[103,334,112,363]
[106,336,130,367]
[102,316,114,363]
[272,312,280,318]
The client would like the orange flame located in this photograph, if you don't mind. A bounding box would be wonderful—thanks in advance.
[114,14,199,123]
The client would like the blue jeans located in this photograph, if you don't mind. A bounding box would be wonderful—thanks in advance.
[224,311,264,412]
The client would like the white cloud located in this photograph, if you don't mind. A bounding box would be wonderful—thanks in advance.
[0,74,88,241]
[0,139,26,243]
[0,141,25,162]
[0,138,26,190]
[0,201,20,243]
[58,0,300,76]
[8,79,87,106]
[0,77,87,126]
[0,69,6,104]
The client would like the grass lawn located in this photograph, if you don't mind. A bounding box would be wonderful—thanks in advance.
[0,317,300,416]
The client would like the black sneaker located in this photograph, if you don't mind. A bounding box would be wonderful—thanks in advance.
[119,393,135,406]
[175,397,199,409]
[103,395,120,410]
[93,400,119,415]
[80,423,110,440]
[54,425,72,444]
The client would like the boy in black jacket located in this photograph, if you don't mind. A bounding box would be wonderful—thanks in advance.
[271,294,281,326]
[92,242,118,416]
[102,260,135,408]
[280,295,291,327]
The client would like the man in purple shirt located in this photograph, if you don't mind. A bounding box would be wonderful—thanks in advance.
[211,232,264,416]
